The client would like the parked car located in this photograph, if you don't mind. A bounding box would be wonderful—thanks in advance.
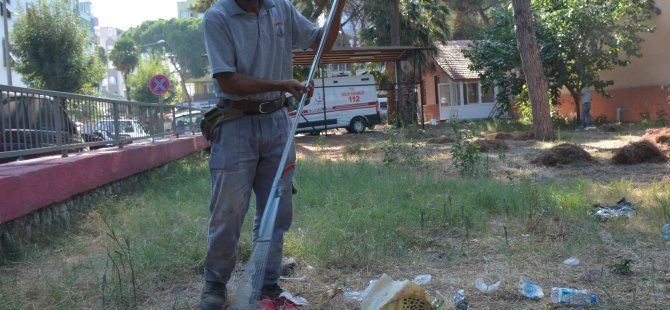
[0,92,83,161]
[79,122,125,148]
[93,118,148,140]
[171,110,203,134]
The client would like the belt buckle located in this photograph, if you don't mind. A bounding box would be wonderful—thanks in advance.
[258,100,274,113]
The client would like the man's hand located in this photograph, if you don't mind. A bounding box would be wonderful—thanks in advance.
[282,79,314,105]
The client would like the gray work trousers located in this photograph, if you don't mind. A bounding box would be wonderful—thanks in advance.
[204,108,295,286]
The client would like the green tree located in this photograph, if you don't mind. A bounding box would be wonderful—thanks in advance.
[11,0,104,94]
[359,0,449,126]
[443,0,504,39]
[96,46,108,65]
[192,0,215,12]
[124,18,208,105]
[127,57,181,104]
[465,0,658,124]
[109,37,139,100]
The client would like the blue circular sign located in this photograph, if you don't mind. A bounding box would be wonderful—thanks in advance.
[149,74,170,95]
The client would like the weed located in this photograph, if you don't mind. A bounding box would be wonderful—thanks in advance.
[101,220,138,309]
[655,110,667,127]
[594,114,608,126]
[640,112,650,127]
[343,143,366,155]
[609,258,634,275]
[315,135,327,154]
[382,131,428,169]
[448,121,484,177]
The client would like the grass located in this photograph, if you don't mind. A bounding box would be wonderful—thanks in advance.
[1,126,670,308]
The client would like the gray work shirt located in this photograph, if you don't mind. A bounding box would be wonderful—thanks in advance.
[581,86,591,104]
[203,0,320,101]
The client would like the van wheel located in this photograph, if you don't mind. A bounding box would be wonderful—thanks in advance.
[349,117,366,134]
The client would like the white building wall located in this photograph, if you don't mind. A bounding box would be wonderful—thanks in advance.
[97,27,126,98]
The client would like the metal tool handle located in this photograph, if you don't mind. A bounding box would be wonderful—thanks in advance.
[257,0,341,240]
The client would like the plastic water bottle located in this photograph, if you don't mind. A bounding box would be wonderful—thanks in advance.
[550,287,597,305]
[518,277,544,299]
[453,289,468,310]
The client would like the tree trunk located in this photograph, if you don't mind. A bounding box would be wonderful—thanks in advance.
[390,0,400,46]
[124,72,130,101]
[512,0,554,141]
[389,0,410,126]
[568,87,581,124]
[169,56,192,104]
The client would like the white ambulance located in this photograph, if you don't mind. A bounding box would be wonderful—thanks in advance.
[289,74,382,134]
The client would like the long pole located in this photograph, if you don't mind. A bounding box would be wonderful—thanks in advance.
[2,0,12,85]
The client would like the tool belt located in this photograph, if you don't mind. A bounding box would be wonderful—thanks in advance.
[200,97,285,142]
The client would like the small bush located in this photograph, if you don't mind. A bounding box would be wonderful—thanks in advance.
[640,112,651,127]
[656,110,667,127]
[594,114,608,126]
[449,121,488,177]
[609,258,634,275]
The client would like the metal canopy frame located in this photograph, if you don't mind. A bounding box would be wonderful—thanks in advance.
[292,46,429,65]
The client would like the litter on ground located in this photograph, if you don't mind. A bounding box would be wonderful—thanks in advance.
[589,197,635,220]
[563,256,581,266]
[517,277,544,299]
[361,274,431,310]
[474,273,502,293]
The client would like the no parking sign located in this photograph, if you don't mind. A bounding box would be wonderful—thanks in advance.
[149,74,170,96]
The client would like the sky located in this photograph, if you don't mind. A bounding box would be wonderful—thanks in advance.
[89,0,179,31]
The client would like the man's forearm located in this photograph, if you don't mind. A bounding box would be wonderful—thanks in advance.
[215,72,307,98]
[215,72,284,95]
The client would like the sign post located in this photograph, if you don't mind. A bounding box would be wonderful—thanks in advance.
[149,74,170,138]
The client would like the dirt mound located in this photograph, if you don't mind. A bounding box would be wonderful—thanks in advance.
[487,131,534,141]
[530,143,595,166]
[600,123,622,132]
[489,132,514,140]
[474,139,508,152]
[427,136,454,144]
[513,131,535,140]
[611,140,667,164]
[642,128,670,147]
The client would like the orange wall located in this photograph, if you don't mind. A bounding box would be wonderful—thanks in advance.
[558,85,670,122]
[421,69,450,122]
[422,104,440,122]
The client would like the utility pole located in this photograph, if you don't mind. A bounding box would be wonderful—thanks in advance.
[2,0,12,86]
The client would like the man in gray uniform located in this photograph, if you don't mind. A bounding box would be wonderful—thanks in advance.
[201,0,344,309]
[581,85,593,129]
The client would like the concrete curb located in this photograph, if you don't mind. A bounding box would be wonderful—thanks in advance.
[0,136,208,223]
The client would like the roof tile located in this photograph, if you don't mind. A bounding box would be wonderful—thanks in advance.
[434,41,479,81]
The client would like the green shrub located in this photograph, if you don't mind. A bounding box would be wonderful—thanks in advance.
[655,110,667,127]
[640,112,650,127]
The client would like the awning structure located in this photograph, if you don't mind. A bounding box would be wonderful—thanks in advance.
[292,46,430,65]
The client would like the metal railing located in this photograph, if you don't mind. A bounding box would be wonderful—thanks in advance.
[0,85,202,163]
